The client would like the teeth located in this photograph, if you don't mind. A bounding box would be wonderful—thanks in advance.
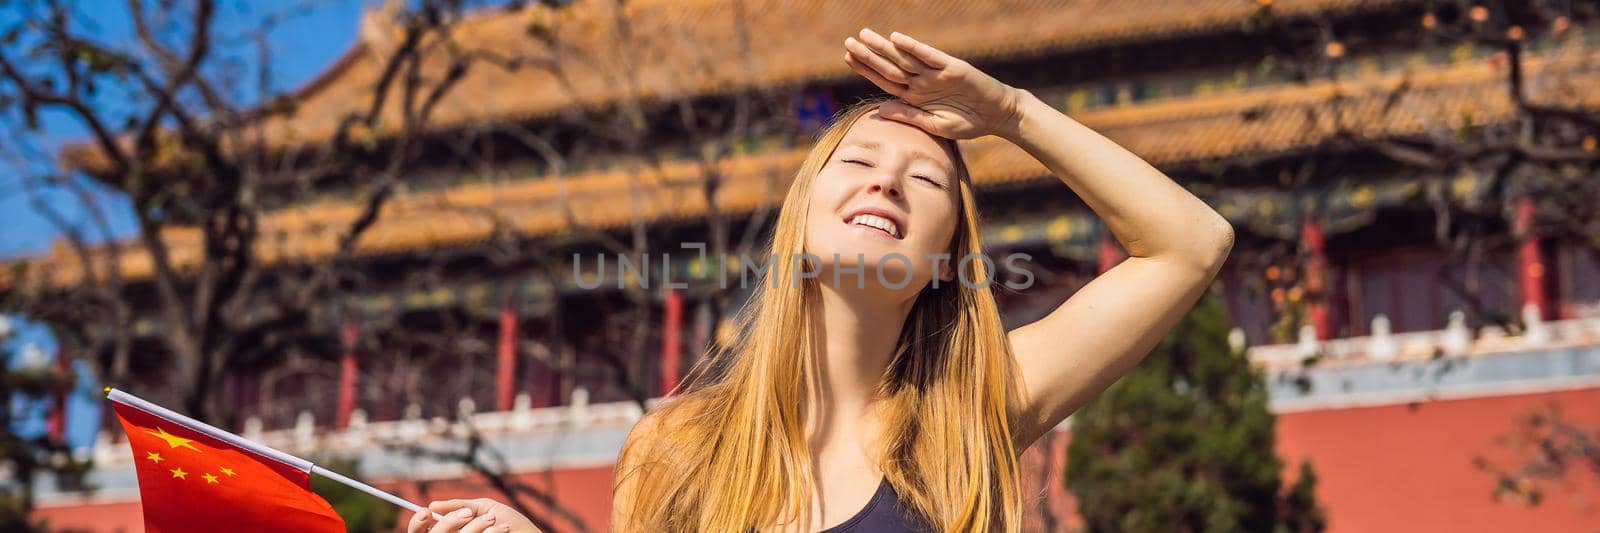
[848,214,900,238]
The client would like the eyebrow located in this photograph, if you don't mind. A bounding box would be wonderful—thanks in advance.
[840,140,954,174]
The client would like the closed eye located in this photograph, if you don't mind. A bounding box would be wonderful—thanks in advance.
[913,175,947,188]
[841,158,873,167]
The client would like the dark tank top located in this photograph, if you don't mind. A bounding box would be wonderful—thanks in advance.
[816,478,931,533]
[747,478,931,532]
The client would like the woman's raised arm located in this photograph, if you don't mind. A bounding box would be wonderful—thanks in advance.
[845,29,1235,448]
[997,86,1234,447]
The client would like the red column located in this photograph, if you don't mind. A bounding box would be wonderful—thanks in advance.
[1515,196,1549,320]
[659,288,684,395]
[1096,231,1124,274]
[1302,216,1332,340]
[336,320,359,429]
[46,346,68,441]
[496,300,518,412]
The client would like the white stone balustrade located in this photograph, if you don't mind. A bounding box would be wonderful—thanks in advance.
[1247,313,1600,371]
[243,415,263,442]
[510,393,533,431]
[1441,311,1471,355]
[294,411,316,449]
[1295,324,1319,360]
[341,409,370,448]
[86,391,649,470]
[1227,327,1247,354]
[1368,314,1398,362]
[91,430,120,467]
[1522,304,1550,345]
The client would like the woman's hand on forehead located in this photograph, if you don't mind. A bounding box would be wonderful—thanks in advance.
[843,28,1027,141]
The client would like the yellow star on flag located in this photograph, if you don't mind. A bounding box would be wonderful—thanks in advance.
[203,473,219,484]
[146,452,164,463]
[219,467,236,477]
[170,467,188,480]
[146,427,200,451]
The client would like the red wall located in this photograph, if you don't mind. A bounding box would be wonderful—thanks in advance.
[31,500,142,533]
[28,467,620,533]
[33,388,1600,532]
[1273,388,1600,532]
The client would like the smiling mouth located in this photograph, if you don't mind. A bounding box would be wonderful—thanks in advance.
[847,213,901,239]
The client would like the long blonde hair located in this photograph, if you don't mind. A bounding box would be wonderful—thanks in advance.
[617,101,1023,532]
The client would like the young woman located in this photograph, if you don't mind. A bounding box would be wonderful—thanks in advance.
[410,29,1233,533]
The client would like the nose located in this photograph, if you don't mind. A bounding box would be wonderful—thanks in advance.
[865,170,903,200]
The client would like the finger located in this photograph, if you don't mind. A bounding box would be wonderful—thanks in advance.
[889,31,954,70]
[431,498,496,516]
[428,500,466,516]
[877,101,948,137]
[844,53,907,96]
[408,510,436,533]
[427,507,476,533]
[844,36,911,84]
[858,28,930,75]
[458,511,499,533]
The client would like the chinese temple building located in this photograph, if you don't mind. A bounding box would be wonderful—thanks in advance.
[14,0,1600,531]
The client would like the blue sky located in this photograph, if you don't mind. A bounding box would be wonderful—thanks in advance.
[3,0,366,450]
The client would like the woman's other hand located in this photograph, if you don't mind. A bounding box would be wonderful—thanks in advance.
[843,28,1027,140]
[406,498,543,533]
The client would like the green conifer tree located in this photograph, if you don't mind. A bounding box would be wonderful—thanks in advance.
[1065,295,1326,533]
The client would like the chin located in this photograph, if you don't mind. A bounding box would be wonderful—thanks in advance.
[807,245,932,292]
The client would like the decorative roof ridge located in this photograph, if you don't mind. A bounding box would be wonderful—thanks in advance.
[61,0,1426,176]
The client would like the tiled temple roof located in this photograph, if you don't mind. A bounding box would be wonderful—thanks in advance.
[62,0,1420,174]
[9,43,1599,291]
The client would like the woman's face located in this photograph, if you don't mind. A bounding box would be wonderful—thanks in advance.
[804,110,962,295]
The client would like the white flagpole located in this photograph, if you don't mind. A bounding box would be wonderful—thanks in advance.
[310,464,438,518]
[106,388,446,521]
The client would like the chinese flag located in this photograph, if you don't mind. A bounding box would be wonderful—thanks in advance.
[112,400,346,532]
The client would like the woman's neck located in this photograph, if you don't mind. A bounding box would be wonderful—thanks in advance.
[809,284,916,428]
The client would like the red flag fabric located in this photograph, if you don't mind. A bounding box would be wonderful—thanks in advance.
[111,399,346,533]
